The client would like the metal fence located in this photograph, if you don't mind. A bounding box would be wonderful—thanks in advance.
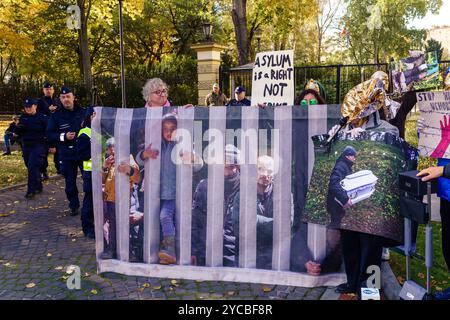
[0,71,197,115]
[222,61,450,104]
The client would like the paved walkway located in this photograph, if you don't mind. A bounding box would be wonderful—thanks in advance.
[0,177,332,300]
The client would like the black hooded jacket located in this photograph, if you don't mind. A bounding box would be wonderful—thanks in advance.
[327,154,354,228]
[191,172,240,267]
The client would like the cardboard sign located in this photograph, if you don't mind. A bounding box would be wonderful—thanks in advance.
[251,50,294,106]
[417,91,450,159]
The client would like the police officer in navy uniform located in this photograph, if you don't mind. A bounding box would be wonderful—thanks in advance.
[76,107,95,238]
[38,81,61,178]
[14,99,48,199]
[37,81,60,116]
[46,86,85,216]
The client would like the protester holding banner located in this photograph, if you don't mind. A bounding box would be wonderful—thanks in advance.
[416,87,450,299]
[331,71,403,295]
[294,79,327,106]
[418,163,450,300]
[329,71,400,139]
[142,78,172,107]
[142,77,194,108]
[226,86,251,107]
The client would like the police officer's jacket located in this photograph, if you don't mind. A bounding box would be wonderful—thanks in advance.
[38,96,60,116]
[46,105,85,161]
[76,126,91,162]
[14,113,48,147]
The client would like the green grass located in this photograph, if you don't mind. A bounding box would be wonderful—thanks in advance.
[0,119,12,135]
[389,112,449,294]
[1,119,58,188]
[389,223,450,293]
[0,151,58,189]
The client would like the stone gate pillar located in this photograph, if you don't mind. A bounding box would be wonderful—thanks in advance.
[190,43,228,106]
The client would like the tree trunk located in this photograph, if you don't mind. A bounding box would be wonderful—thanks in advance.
[77,0,93,92]
[317,34,322,64]
[231,0,249,65]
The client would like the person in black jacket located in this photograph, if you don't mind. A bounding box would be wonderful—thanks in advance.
[327,146,357,228]
[191,144,241,267]
[76,107,95,238]
[226,86,251,107]
[329,146,386,295]
[38,81,61,177]
[14,99,48,199]
[418,163,450,300]
[46,86,85,216]
[327,146,369,295]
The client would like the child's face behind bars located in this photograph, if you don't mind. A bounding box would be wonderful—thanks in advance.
[162,120,177,142]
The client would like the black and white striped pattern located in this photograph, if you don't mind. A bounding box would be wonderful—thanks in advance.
[91,105,346,287]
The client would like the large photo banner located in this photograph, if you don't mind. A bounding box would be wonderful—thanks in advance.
[417,91,450,159]
[90,105,347,287]
[303,131,418,245]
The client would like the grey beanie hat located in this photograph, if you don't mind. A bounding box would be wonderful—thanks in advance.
[225,144,241,165]
[342,145,357,157]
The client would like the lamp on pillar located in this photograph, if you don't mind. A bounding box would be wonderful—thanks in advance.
[255,28,262,52]
[202,22,212,42]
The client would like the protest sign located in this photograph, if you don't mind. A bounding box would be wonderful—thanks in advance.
[304,131,418,244]
[251,50,294,106]
[417,91,450,159]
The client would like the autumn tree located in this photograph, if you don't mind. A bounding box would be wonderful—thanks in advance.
[342,0,443,64]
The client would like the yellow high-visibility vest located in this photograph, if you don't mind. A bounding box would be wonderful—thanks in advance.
[77,127,92,172]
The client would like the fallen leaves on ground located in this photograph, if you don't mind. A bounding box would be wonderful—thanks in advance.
[25,283,36,288]
[262,286,273,292]
[91,289,98,295]
[66,266,77,274]
[397,276,405,285]
[153,285,162,290]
